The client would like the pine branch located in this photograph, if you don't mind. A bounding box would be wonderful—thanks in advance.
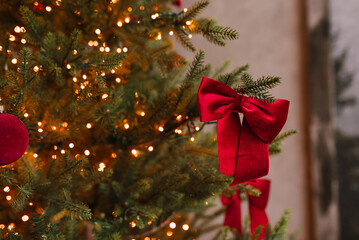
[174,26,196,52]
[178,0,210,22]
[245,76,281,93]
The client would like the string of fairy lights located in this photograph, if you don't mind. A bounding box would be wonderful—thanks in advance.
[0,1,203,238]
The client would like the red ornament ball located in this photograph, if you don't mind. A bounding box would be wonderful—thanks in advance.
[0,113,29,166]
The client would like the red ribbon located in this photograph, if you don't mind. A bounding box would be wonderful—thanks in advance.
[221,179,270,239]
[197,77,289,184]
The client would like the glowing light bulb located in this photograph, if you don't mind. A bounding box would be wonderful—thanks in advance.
[115,77,121,83]
[148,146,154,152]
[130,221,136,228]
[21,215,29,222]
[186,20,192,26]
[66,64,71,69]
[167,231,173,236]
[190,137,195,142]
[124,123,130,129]
[46,6,52,12]
[176,115,182,120]
[123,47,128,52]
[73,77,77,82]
[117,21,123,27]
[9,35,15,41]
[195,126,200,131]
[72,49,77,54]
[69,143,74,148]
[131,149,139,157]
[140,111,145,116]
[88,41,94,46]
[0,225,4,230]
[93,41,99,46]
[111,153,117,158]
[21,38,27,44]
[37,122,42,126]
[102,94,109,99]
[100,46,105,52]
[11,58,17,64]
[95,29,101,34]
[62,122,68,127]
[84,150,90,156]
[116,48,122,53]
[128,7,132,12]
[86,123,92,129]
[52,126,57,130]
[105,47,110,52]
[182,224,189,231]
[6,195,12,201]
[82,74,87,79]
[156,32,162,40]
[8,223,14,231]
[3,186,10,192]
[29,202,33,206]
[125,17,130,23]
[33,153,38,158]
[38,128,43,133]
[33,66,39,72]
[158,126,164,132]
[188,34,193,39]
[61,150,65,154]
[169,31,174,36]
[52,155,57,159]
[111,69,115,74]
[169,222,176,229]
[184,8,188,12]
[24,113,29,118]
[14,26,21,33]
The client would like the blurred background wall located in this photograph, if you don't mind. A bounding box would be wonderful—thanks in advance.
[177,0,349,239]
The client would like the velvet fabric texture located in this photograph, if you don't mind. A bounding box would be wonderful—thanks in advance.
[197,77,289,184]
[0,113,29,166]
[221,179,270,239]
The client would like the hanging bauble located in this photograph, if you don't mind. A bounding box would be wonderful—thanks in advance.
[0,106,29,166]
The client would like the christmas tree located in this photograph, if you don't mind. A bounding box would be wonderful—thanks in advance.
[0,0,294,239]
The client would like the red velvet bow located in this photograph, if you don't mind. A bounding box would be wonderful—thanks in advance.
[197,77,289,184]
[221,179,270,239]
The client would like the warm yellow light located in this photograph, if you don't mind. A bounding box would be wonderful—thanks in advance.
[80,85,85,90]
[9,35,15,41]
[6,195,12,201]
[82,74,87,79]
[176,115,182,120]
[86,123,92,129]
[88,41,94,46]
[190,137,195,142]
[61,150,65,154]
[11,58,17,64]
[184,8,188,12]
[116,48,122,53]
[105,47,110,52]
[167,231,173,236]
[3,186,10,193]
[21,38,27,44]
[72,49,77,55]
[95,29,101,35]
[33,153,38,158]
[144,237,150,240]
[151,14,157,20]
[140,111,145,116]
[188,34,193,39]
[24,113,29,118]
[117,21,123,27]
[186,20,192,26]
[93,41,99,46]
[130,221,136,228]
[54,146,58,150]
[45,6,52,12]
[20,27,26,32]
[14,26,21,33]
[99,46,105,52]
[38,128,43,133]
[8,223,14,231]
[37,122,42,126]
[62,122,68,127]
[101,72,106,76]
[69,143,74,148]
[111,153,117,158]
[115,77,121,83]
[148,146,154,152]
[33,66,39,72]
[169,222,176,229]
[125,17,130,23]
[111,69,115,74]
[128,7,132,12]
[169,31,174,36]
[66,64,71,69]
[84,150,90,156]
[99,163,106,168]
[131,149,139,157]
[102,94,109,99]
[182,224,189,231]
[195,126,200,131]
[140,6,145,10]
[124,123,130,129]
[52,126,57,130]
[123,47,128,52]
[0,224,5,230]
[21,215,29,222]
[52,155,57,159]
[72,77,77,82]
[156,32,162,40]
[29,202,33,206]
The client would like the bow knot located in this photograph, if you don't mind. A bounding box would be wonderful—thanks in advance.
[197,77,289,184]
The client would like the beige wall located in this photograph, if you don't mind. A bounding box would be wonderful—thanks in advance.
[179,1,311,239]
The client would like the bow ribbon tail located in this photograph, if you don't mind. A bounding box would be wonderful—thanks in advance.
[221,191,242,235]
[248,179,271,240]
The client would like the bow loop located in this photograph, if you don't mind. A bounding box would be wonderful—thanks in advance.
[248,179,270,210]
[197,77,289,184]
